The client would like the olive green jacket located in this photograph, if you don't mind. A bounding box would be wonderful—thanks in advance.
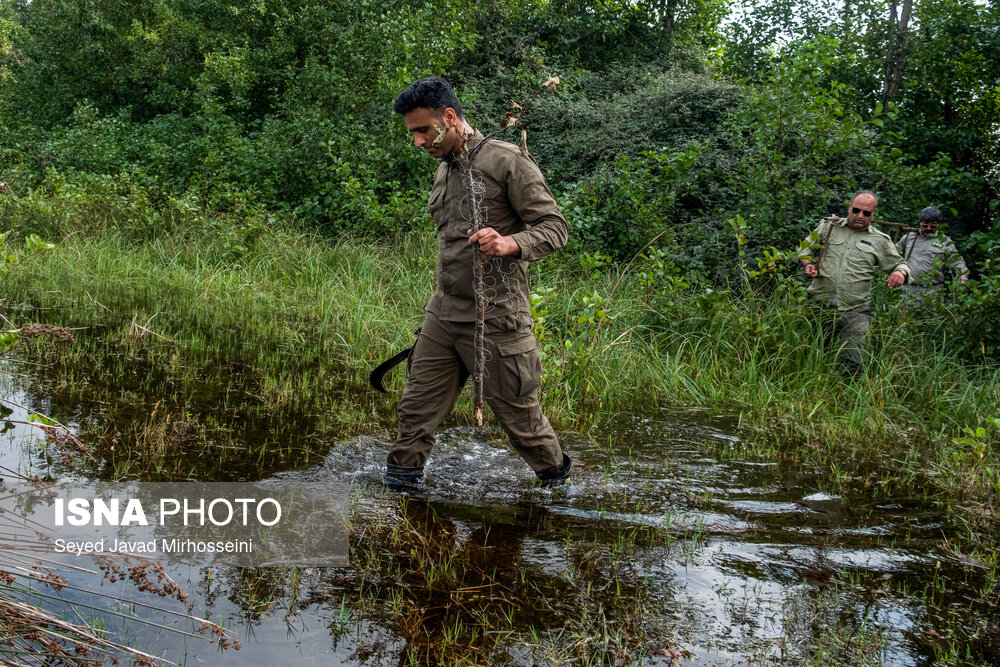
[799,217,910,311]
[424,131,568,327]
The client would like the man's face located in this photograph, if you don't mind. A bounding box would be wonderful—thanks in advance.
[403,107,461,159]
[847,194,877,231]
[919,220,940,237]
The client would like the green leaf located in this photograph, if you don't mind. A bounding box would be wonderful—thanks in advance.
[0,332,18,351]
[28,413,58,427]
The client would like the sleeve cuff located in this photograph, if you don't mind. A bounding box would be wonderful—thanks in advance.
[511,232,533,261]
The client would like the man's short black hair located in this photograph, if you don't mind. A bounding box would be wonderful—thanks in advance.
[918,205,942,223]
[393,77,464,120]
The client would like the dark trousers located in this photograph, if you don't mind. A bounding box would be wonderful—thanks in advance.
[815,302,870,374]
[388,313,564,473]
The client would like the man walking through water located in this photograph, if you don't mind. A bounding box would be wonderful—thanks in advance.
[799,190,910,377]
[384,77,571,488]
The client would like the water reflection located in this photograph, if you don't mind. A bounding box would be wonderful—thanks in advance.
[1,383,997,665]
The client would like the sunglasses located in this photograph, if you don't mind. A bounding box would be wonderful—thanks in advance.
[851,207,873,217]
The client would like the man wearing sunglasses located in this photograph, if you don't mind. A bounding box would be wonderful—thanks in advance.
[798,190,910,377]
[895,206,969,299]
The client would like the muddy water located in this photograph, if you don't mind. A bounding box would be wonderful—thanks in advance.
[1,386,997,665]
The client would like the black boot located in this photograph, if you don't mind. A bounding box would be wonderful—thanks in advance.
[383,462,424,489]
[536,454,572,487]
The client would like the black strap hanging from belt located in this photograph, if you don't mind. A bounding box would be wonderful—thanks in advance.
[368,346,413,393]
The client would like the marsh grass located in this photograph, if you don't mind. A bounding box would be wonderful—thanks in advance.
[759,581,889,666]
[1,199,438,477]
[1,190,997,522]
[530,258,999,517]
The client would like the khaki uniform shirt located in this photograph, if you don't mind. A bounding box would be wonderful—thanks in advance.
[895,232,969,287]
[799,217,910,311]
[424,131,567,326]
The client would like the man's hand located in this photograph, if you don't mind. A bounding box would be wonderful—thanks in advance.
[887,269,907,289]
[802,261,818,278]
[468,227,521,257]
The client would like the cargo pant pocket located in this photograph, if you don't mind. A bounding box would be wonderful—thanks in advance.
[495,334,541,400]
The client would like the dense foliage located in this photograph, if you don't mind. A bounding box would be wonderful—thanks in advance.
[0,0,998,356]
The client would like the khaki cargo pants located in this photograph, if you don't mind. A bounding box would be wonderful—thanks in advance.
[388,313,564,474]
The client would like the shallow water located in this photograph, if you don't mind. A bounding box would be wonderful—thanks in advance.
[2,378,997,667]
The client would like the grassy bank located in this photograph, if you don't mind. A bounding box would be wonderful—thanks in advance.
[0,194,997,524]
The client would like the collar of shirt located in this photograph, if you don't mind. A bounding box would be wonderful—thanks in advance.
[443,129,487,165]
[838,218,879,234]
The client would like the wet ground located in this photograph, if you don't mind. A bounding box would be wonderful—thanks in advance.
[3,387,998,666]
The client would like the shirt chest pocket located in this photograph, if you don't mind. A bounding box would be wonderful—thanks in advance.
[428,183,448,225]
[458,179,504,231]
[819,237,844,268]
[482,180,503,201]
[852,240,879,267]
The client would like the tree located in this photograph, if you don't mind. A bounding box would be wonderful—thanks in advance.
[880,0,912,108]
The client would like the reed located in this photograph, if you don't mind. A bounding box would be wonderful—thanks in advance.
[1,194,997,517]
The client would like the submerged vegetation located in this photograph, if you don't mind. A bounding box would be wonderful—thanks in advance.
[0,0,998,663]
[0,465,243,666]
